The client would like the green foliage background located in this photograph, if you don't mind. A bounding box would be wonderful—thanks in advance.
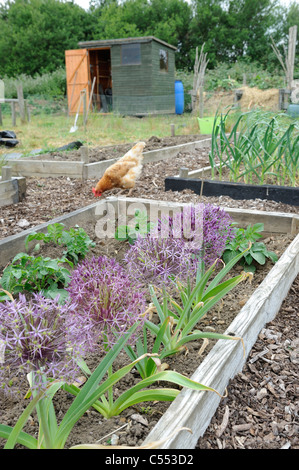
[0,0,298,101]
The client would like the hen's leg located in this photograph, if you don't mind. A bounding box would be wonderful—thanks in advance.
[127,188,134,197]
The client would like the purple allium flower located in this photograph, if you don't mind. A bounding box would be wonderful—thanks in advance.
[201,204,235,265]
[166,203,235,266]
[124,203,235,287]
[0,294,84,395]
[124,232,199,287]
[66,256,147,351]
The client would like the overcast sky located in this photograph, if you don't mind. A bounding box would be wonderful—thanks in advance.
[72,0,295,9]
[0,0,296,9]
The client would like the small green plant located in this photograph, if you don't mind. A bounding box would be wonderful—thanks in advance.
[25,223,95,264]
[0,253,72,302]
[222,223,278,272]
[115,210,154,245]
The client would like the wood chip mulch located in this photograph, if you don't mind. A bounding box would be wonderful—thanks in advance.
[196,274,299,449]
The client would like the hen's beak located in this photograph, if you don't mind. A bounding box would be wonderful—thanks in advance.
[92,187,102,197]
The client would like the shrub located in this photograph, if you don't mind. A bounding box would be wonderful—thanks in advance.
[2,68,66,99]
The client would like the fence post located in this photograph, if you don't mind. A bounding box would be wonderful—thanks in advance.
[24,100,30,122]
[11,102,16,126]
[83,89,87,131]
[80,145,89,164]
[179,167,189,178]
[16,83,26,123]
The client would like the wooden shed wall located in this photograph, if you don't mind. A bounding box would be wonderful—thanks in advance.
[111,40,175,115]
[151,40,175,113]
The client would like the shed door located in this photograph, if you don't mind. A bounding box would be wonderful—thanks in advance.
[65,49,90,114]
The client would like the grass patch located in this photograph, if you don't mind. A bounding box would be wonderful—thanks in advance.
[0,112,200,158]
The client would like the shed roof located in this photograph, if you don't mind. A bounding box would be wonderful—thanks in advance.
[78,36,177,51]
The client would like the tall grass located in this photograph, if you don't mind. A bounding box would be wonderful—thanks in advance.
[0,111,199,157]
[209,108,299,187]
[2,68,66,99]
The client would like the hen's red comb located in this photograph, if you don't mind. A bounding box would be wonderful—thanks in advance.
[92,187,101,197]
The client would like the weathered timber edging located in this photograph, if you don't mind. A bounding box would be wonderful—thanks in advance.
[143,231,299,449]
[0,201,100,265]
[6,138,212,179]
[7,160,85,179]
[1,196,299,265]
[0,166,26,207]
[109,196,299,236]
[0,196,298,449]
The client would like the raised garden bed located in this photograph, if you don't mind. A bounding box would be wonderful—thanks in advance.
[0,166,26,207]
[174,111,299,208]
[165,166,299,207]
[5,136,212,180]
[1,196,298,449]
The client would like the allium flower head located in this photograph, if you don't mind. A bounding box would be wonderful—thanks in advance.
[165,203,235,266]
[124,233,198,287]
[201,203,235,265]
[66,256,147,351]
[0,294,84,395]
[124,203,235,288]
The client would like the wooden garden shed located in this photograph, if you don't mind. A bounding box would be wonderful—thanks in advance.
[65,36,177,116]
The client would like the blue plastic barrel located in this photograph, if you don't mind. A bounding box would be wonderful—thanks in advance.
[175,80,184,114]
[287,104,299,117]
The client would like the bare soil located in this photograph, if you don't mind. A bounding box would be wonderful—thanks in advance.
[0,135,298,450]
[1,134,298,240]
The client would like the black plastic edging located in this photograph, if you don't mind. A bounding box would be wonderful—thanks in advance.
[165,177,299,206]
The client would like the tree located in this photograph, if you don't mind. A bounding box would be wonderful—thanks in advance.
[188,0,283,69]
[91,0,192,69]
[0,0,295,78]
[0,0,96,77]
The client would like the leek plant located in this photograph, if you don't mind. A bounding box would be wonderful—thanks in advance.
[209,108,299,187]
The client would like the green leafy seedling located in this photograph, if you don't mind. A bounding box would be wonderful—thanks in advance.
[223,223,278,272]
[115,210,154,245]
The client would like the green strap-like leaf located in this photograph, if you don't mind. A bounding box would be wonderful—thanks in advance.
[114,388,179,415]
[205,245,250,295]
[54,324,139,447]
[181,272,249,336]
[111,369,222,417]
[4,389,46,449]
[0,424,38,449]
